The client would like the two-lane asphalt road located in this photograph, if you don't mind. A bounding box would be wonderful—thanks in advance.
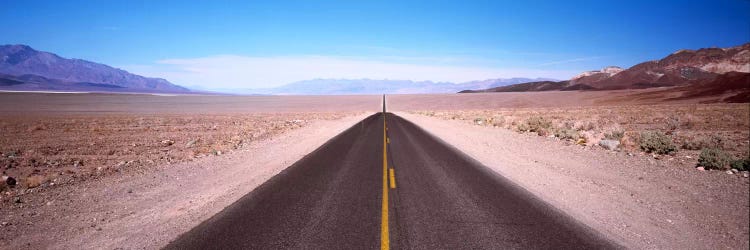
[166,111,618,249]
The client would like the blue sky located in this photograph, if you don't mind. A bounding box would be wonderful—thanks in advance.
[2,0,749,88]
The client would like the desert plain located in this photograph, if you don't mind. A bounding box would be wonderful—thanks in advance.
[0,89,748,249]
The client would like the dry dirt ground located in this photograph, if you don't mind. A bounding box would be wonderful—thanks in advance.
[1,91,748,249]
[0,92,379,248]
[0,113,353,191]
[390,91,749,249]
[406,104,749,162]
[387,87,745,110]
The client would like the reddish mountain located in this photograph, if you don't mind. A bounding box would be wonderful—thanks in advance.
[571,43,749,90]
[461,43,750,100]
[667,72,750,102]
[459,81,594,93]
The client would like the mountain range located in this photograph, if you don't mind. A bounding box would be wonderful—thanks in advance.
[461,43,750,97]
[0,44,555,94]
[221,77,558,95]
[3,43,748,97]
[0,44,188,93]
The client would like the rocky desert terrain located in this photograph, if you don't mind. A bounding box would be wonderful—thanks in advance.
[1,90,748,249]
[462,43,750,98]
[0,92,379,248]
[390,92,749,249]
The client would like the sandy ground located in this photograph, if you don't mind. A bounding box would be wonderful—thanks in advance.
[0,113,371,249]
[0,92,380,248]
[387,89,736,110]
[404,104,750,162]
[0,92,381,114]
[0,112,354,192]
[2,91,748,249]
[0,92,381,193]
[397,112,749,249]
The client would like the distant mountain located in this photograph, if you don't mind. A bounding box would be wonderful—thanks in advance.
[462,43,750,95]
[243,77,556,95]
[570,43,749,90]
[0,44,189,93]
[459,80,594,93]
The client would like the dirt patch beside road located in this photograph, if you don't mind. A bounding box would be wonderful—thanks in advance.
[407,104,749,164]
[0,113,371,249]
[0,113,351,194]
[397,112,749,249]
[0,92,380,248]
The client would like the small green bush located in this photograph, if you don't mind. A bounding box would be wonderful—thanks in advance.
[698,148,732,170]
[730,158,749,171]
[639,131,676,154]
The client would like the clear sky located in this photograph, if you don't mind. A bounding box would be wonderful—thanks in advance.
[2,0,749,89]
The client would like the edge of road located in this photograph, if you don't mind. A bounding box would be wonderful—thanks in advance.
[386,112,623,248]
[24,112,375,249]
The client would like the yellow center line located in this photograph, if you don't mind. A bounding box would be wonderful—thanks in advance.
[389,168,396,189]
[381,113,390,250]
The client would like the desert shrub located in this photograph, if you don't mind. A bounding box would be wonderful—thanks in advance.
[419,111,435,117]
[604,130,625,141]
[639,131,676,154]
[491,116,505,127]
[665,115,681,131]
[698,148,732,170]
[562,121,575,129]
[520,116,552,135]
[517,123,530,132]
[576,121,596,131]
[473,117,486,125]
[554,127,580,140]
[730,157,749,171]
[681,134,724,150]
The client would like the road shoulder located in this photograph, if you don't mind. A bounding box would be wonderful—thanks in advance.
[396,112,749,249]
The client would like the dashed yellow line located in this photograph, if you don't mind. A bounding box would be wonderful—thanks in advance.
[381,113,390,250]
[389,169,396,189]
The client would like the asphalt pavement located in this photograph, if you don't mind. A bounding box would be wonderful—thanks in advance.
[165,112,618,249]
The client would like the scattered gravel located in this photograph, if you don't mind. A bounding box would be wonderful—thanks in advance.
[0,113,370,249]
[398,112,749,249]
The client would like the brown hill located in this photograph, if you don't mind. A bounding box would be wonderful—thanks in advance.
[459,81,596,93]
[461,43,750,101]
[571,43,749,90]
[667,72,750,102]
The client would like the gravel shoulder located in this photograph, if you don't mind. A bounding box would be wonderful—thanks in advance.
[0,113,370,249]
[397,112,749,249]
